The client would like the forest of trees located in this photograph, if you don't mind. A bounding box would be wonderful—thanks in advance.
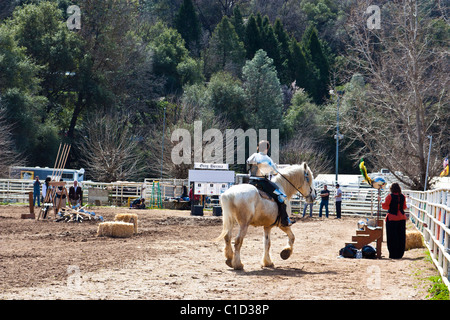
[0,0,448,189]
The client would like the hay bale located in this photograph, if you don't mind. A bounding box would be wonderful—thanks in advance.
[405,230,424,250]
[114,213,138,234]
[97,221,134,238]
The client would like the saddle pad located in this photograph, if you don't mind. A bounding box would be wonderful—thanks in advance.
[258,189,274,201]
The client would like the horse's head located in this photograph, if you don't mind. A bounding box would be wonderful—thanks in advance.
[273,163,316,201]
[299,162,316,203]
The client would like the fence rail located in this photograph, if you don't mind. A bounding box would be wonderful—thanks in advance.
[408,188,450,290]
[0,179,35,202]
[292,186,389,218]
[0,178,388,213]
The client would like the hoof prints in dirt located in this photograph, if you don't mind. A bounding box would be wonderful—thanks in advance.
[152,216,222,226]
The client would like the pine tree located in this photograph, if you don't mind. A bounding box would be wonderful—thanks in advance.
[260,24,282,83]
[244,14,261,60]
[242,49,283,130]
[288,40,311,94]
[231,5,245,42]
[174,0,201,53]
[302,25,330,104]
[205,16,246,78]
[274,19,292,84]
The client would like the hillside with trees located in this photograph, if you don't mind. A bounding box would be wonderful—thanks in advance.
[0,0,448,189]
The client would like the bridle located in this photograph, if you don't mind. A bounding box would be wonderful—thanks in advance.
[275,168,315,199]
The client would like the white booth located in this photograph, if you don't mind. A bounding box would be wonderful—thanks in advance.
[188,163,235,215]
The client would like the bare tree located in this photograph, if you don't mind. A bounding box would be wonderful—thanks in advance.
[78,113,144,182]
[145,93,236,179]
[339,0,449,190]
[280,136,333,175]
[0,106,24,177]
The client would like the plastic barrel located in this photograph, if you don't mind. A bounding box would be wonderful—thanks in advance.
[192,205,204,216]
[212,206,222,216]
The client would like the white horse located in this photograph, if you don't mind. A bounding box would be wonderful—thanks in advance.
[216,163,316,270]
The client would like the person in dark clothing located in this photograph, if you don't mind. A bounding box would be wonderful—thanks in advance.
[319,185,330,218]
[334,183,342,219]
[381,183,407,259]
[68,180,83,206]
[33,176,41,207]
[131,198,146,209]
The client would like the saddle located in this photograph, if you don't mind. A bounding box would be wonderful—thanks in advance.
[258,189,275,202]
[250,177,276,202]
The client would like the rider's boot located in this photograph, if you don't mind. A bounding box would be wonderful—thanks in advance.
[279,202,293,227]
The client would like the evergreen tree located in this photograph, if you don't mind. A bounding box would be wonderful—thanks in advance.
[205,16,246,78]
[149,22,191,91]
[256,13,263,29]
[174,0,201,54]
[206,71,248,129]
[231,5,245,42]
[302,25,330,104]
[244,14,261,60]
[260,23,282,84]
[174,0,201,53]
[288,40,311,94]
[0,23,49,163]
[274,19,292,84]
[242,49,283,130]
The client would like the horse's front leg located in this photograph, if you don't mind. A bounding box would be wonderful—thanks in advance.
[232,224,248,270]
[261,226,274,268]
[279,226,295,260]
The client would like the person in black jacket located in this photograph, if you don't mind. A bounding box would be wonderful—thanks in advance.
[69,180,83,206]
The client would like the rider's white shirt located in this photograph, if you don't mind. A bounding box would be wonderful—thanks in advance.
[247,152,277,178]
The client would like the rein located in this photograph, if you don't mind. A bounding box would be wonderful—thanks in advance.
[274,168,313,198]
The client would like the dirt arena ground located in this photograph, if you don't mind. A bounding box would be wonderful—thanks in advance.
[0,205,438,300]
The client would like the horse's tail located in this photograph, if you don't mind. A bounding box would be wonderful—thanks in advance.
[215,193,235,241]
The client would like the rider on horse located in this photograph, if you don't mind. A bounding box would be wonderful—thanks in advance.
[246,140,293,227]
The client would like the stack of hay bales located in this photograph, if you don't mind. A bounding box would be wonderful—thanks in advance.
[114,213,138,234]
[96,213,138,238]
[405,230,424,250]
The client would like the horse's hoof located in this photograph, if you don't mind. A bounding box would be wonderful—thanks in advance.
[232,261,244,270]
[225,259,233,268]
[280,248,292,260]
[262,262,274,268]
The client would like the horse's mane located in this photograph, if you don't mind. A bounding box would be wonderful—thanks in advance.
[272,163,313,198]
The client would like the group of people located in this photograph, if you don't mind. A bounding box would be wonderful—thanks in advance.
[302,183,342,219]
[33,176,83,209]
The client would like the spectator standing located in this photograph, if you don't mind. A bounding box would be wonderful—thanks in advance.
[42,177,51,203]
[54,179,67,215]
[319,185,330,218]
[302,200,314,218]
[381,183,407,259]
[33,176,41,207]
[335,183,342,219]
[69,180,83,206]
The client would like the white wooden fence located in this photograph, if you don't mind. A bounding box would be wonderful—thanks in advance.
[408,188,450,289]
[0,179,35,203]
[0,179,144,206]
[0,178,386,214]
[292,185,389,218]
